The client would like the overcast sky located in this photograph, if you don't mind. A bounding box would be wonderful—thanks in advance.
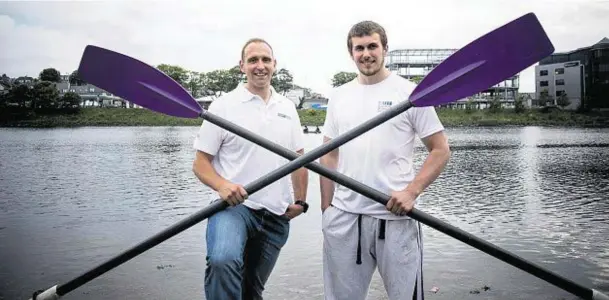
[1,0,607,96]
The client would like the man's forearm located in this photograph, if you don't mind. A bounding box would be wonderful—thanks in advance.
[319,152,338,211]
[291,167,308,201]
[405,148,450,196]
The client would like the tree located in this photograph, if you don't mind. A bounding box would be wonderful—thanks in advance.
[332,72,357,87]
[186,71,205,98]
[556,93,571,109]
[8,84,32,108]
[69,70,87,86]
[39,68,61,82]
[489,94,502,113]
[157,64,189,86]
[59,92,81,112]
[271,68,294,95]
[539,89,552,106]
[514,94,526,113]
[32,81,60,111]
[204,67,242,98]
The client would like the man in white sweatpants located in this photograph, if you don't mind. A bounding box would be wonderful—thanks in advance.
[319,20,451,300]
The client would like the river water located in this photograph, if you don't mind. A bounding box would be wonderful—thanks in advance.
[0,126,608,300]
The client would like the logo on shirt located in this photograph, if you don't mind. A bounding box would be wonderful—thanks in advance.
[277,113,291,120]
[377,101,393,112]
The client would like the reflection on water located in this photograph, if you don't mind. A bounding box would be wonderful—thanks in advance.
[0,126,608,300]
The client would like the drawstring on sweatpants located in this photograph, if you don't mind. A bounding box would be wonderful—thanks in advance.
[356,214,362,264]
[355,216,387,265]
[378,219,386,239]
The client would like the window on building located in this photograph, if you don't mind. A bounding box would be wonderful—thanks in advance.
[556,90,565,97]
[540,70,548,76]
[540,81,549,87]
[556,79,565,85]
[555,68,564,75]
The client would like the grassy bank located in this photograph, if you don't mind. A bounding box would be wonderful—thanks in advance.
[1,107,608,128]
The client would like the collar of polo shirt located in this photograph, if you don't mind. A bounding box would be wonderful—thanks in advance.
[238,83,278,104]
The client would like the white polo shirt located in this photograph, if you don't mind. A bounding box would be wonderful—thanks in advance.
[323,72,445,220]
[193,84,304,216]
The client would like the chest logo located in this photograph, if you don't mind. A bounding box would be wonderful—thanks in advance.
[377,101,393,112]
[277,112,292,120]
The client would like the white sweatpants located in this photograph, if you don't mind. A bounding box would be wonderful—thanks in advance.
[322,205,424,300]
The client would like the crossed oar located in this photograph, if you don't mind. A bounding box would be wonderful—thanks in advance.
[29,13,609,300]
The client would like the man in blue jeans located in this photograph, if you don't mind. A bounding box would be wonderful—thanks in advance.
[192,37,309,299]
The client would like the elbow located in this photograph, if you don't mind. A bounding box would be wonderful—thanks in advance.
[192,160,200,178]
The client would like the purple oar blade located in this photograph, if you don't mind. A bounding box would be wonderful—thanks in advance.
[77,45,202,118]
[411,12,554,107]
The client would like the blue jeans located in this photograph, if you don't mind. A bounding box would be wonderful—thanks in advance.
[204,203,290,300]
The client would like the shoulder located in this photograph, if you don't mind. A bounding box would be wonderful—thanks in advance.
[207,88,242,110]
[388,73,418,95]
[328,78,359,103]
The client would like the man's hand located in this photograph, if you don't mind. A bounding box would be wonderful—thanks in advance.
[386,190,418,216]
[218,182,248,206]
[284,204,304,220]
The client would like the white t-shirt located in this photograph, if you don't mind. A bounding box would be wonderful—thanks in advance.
[193,85,304,216]
[323,72,445,220]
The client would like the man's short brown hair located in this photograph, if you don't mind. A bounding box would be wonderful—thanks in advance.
[347,21,388,54]
[241,38,274,60]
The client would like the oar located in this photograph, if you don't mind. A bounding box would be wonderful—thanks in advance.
[29,12,600,300]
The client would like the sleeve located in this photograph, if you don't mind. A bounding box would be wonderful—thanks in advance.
[290,105,305,152]
[192,100,225,155]
[408,106,445,139]
[322,94,338,139]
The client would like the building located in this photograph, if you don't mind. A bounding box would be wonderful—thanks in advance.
[537,37,609,109]
[535,61,584,109]
[55,82,132,108]
[385,48,520,108]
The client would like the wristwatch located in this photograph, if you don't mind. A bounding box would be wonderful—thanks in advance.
[295,200,309,213]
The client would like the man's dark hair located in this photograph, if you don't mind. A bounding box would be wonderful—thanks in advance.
[241,38,274,60]
[347,21,388,54]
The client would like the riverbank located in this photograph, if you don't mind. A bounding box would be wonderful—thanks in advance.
[1,107,608,128]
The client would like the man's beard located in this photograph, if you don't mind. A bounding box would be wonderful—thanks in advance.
[358,56,384,76]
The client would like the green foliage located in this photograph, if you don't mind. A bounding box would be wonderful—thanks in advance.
[409,76,424,84]
[59,92,82,113]
[557,93,571,108]
[32,81,60,111]
[271,68,294,95]
[488,95,502,114]
[539,89,552,106]
[69,70,87,86]
[39,68,61,82]
[514,95,526,114]
[332,72,357,87]
[157,64,190,86]
[465,99,475,114]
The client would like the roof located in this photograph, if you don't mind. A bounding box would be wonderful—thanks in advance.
[552,37,609,55]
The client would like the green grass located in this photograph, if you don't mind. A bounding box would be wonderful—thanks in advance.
[1,107,607,128]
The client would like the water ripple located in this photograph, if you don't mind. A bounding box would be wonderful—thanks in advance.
[0,126,608,300]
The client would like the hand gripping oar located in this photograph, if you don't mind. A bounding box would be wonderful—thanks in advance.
[27,13,607,300]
